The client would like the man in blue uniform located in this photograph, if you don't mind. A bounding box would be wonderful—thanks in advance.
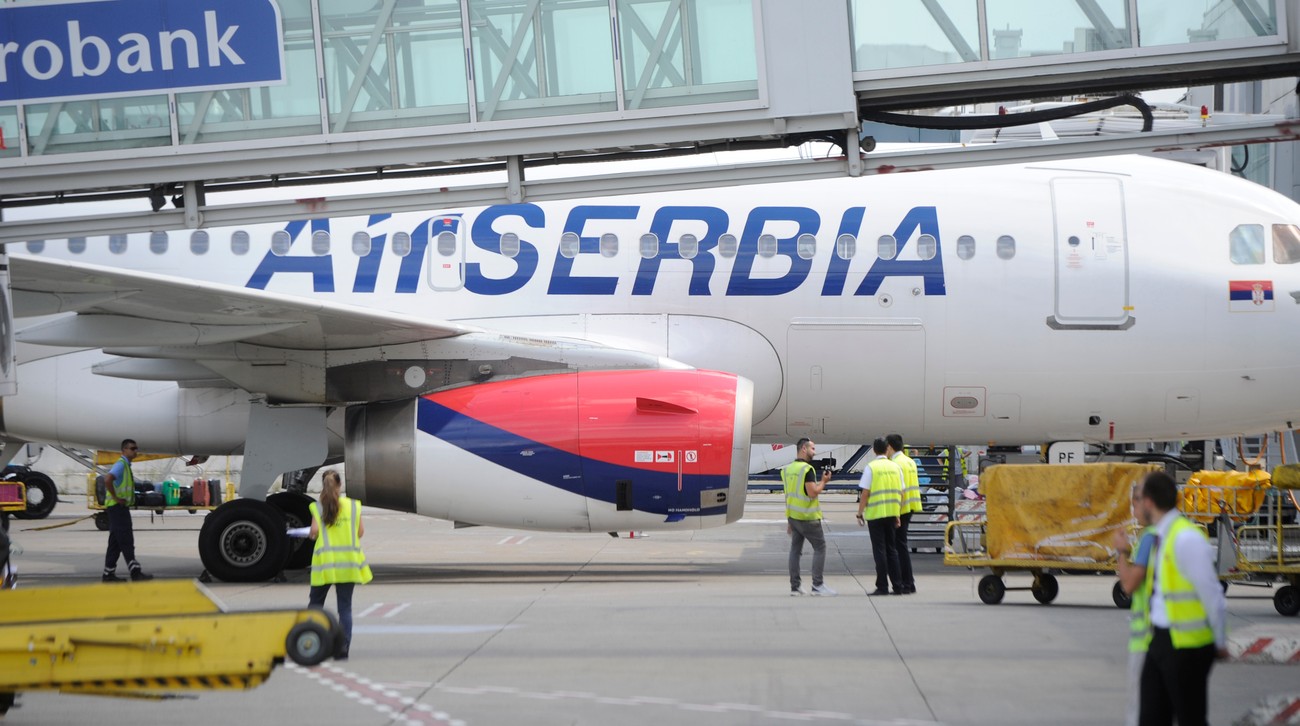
[102,439,153,582]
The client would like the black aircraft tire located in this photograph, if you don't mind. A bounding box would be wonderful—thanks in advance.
[11,472,57,520]
[268,492,316,571]
[198,500,289,582]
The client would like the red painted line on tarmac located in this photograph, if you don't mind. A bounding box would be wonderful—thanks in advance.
[1289,649,1300,664]
[1271,697,1300,724]
[292,663,457,726]
[1243,638,1274,657]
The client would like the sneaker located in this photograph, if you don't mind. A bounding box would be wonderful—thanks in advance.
[810,584,838,597]
[129,570,154,582]
[790,587,807,596]
[102,572,124,582]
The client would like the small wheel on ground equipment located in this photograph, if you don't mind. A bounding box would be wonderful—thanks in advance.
[977,574,1005,605]
[94,511,110,531]
[1032,573,1059,604]
[286,620,332,666]
[11,471,57,520]
[1112,581,1132,609]
[1275,585,1300,617]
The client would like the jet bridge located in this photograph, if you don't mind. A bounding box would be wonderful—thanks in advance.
[0,0,1299,231]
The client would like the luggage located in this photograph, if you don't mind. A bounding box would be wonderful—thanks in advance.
[95,475,107,505]
[137,491,165,508]
[191,478,209,506]
[178,486,193,507]
[208,479,223,505]
[161,480,180,506]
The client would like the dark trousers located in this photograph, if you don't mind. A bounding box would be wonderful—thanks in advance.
[310,582,356,653]
[867,517,902,592]
[1138,627,1216,726]
[103,504,141,573]
[894,512,914,589]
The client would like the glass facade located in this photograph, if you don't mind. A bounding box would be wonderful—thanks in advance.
[851,0,1284,71]
[0,0,760,159]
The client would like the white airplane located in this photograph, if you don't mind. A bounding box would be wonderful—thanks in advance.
[3,153,1299,581]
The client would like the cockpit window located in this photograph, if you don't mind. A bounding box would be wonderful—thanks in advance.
[1273,224,1300,265]
[1230,224,1265,264]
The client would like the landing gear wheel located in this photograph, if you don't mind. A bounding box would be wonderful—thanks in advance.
[198,500,289,582]
[978,574,1005,604]
[267,492,315,571]
[11,472,57,520]
[285,621,331,667]
[1112,581,1132,609]
[1032,573,1059,604]
[94,511,110,531]
[1275,585,1300,617]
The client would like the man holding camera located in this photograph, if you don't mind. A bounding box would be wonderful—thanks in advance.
[782,438,836,596]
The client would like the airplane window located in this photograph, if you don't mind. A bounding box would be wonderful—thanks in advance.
[718,233,738,258]
[835,234,856,260]
[499,232,520,259]
[271,230,292,256]
[599,233,618,258]
[559,232,580,258]
[877,234,897,260]
[108,235,126,254]
[190,230,209,255]
[678,233,699,260]
[796,233,816,260]
[231,230,250,255]
[149,231,168,255]
[311,230,331,256]
[1230,224,1264,264]
[392,231,412,257]
[25,240,45,254]
[956,235,975,260]
[917,234,937,261]
[436,230,457,257]
[996,235,1016,260]
[352,231,371,257]
[1272,224,1300,264]
[757,234,778,258]
[66,237,85,254]
[639,233,659,259]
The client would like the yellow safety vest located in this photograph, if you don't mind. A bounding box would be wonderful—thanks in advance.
[1128,526,1155,654]
[310,497,374,587]
[104,456,135,507]
[782,461,822,521]
[864,458,902,520]
[893,452,922,515]
[1141,516,1215,649]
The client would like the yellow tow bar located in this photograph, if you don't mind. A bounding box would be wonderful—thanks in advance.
[0,580,338,715]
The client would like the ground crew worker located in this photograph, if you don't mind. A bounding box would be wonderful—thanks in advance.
[306,469,373,660]
[1133,471,1227,726]
[101,438,152,582]
[885,433,921,594]
[782,438,836,596]
[1114,486,1160,726]
[856,438,902,595]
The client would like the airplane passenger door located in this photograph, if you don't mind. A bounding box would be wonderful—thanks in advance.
[425,216,465,291]
[1049,177,1132,329]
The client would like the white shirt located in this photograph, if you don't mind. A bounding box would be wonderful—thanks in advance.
[1148,509,1227,648]
[858,455,893,490]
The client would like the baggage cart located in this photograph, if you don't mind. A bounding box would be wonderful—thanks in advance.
[87,474,230,531]
[1204,465,1300,617]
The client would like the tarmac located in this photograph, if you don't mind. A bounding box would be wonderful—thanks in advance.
[3,493,1298,725]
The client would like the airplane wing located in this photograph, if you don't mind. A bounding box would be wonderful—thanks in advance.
[7,256,676,403]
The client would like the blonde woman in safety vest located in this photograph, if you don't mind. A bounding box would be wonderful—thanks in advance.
[1133,471,1226,726]
[307,469,373,660]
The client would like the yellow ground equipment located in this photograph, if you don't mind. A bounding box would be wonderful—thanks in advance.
[0,580,340,715]
[1215,465,1300,616]
[85,473,230,531]
[1180,469,1271,524]
[945,463,1161,606]
[0,481,24,517]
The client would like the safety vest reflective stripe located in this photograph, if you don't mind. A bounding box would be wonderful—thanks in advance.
[1128,526,1154,653]
[104,457,135,507]
[864,459,902,520]
[894,453,923,515]
[1141,516,1215,650]
[311,498,374,586]
[782,461,822,521]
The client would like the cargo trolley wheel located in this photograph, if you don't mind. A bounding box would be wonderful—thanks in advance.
[978,575,1005,604]
[198,500,289,582]
[1031,573,1059,605]
[1112,581,1132,609]
[1275,585,1300,617]
[94,511,110,531]
[286,621,332,667]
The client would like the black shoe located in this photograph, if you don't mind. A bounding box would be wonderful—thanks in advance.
[903,585,917,594]
[891,590,904,595]
[869,588,890,596]
[102,572,124,582]
[335,651,349,661]
[130,570,154,582]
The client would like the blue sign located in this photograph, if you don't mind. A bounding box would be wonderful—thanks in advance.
[0,0,284,105]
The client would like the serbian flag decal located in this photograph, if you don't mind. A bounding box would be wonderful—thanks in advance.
[1229,280,1274,312]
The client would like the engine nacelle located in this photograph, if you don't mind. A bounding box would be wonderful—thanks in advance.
[346,369,752,532]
